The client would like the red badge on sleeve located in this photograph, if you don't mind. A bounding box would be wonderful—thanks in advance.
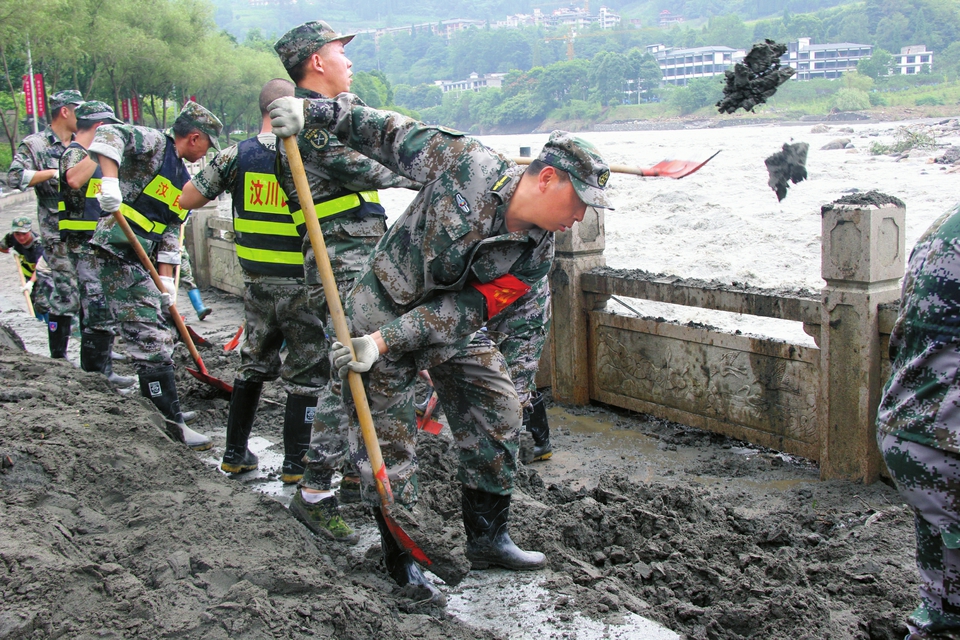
[471,274,532,319]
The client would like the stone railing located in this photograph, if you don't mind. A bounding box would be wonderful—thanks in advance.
[548,196,906,483]
[186,191,906,483]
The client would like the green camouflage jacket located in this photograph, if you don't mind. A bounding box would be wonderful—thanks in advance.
[279,87,418,285]
[6,126,73,239]
[87,124,182,264]
[302,93,554,356]
[878,202,960,454]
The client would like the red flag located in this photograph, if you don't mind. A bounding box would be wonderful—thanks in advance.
[131,94,140,123]
[121,99,130,122]
[22,75,32,116]
[33,75,45,118]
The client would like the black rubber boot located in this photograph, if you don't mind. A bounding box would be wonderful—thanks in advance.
[47,314,71,359]
[281,394,315,484]
[373,508,446,606]
[462,486,546,571]
[523,391,552,462]
[80,331,135,389]
[220,378,262,474]
[139,365,212,451]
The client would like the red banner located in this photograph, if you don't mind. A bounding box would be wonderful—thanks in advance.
[121,99,130,122]
[131,94,140,123]
[21,73,44,117]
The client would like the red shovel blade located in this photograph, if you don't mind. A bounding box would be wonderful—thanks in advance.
[187,367,233,394]
[186,325,210,346]
[224,324,244,351]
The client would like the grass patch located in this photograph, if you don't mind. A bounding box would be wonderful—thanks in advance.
[870,126,939,155]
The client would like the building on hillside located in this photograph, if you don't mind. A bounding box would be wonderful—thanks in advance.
[897,45,933,74]
[535,6,621,30]
[370,19,485,42]
[653,45,745,86]
[781,38,873,80]
[435,72,507,94]
[658,10,684,28]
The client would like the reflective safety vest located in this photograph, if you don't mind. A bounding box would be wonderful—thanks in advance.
[57,142,104,240]
[232,137,303,278]
[120,137,190,242]
[8,234,43,279]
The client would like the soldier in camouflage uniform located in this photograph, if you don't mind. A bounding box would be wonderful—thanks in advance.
[7,89,84,358]
[272,21,419,545]
[485,275,553,462]
[271,93,612,603]
[878,201,960,640]
[58,101,135,390]
[0,216,50,320]
[180,78,334,490]
[88,101,222,452]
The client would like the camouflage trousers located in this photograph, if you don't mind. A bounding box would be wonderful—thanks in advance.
[44,236,80,317]
[96,248,173,372]
[485,277,551,408]
[310,271,522,505]
[66,237,112,334]
[300,220,385,491]
[179,247,197,291]
[880,433,960,638]
[238,279,329,396]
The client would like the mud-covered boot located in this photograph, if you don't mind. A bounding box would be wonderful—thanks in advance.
[139,365,212,451]
[523,391,552,462]
[281,394,315,484]
[373,508,446,606]
[187,288,211,321]
[220,378,262,474]
[80,331,136,389]
[288,491,359,544]
[47,314,72,359]
[462,486,546,571]
[338,474,362,504]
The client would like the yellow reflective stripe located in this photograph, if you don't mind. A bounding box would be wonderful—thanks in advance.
[59,220,98,231]
[143,175,187,221]
[86,178,101,198]
[314,190,380,219]
[120,204,166,236]
[243,172,291,215]
[57,200,65,212]
[235,245,304,265]
[290,208,305,227]
[234,218,300,237]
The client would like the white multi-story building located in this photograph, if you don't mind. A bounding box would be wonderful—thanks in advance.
[654,45,745,86]
[781,38,873,80]
[897,45,933,74]
[436,72,507,94]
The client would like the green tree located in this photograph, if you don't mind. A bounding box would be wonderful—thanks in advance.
[590,51,628,106]
[875,13,909,54]
[857,49,894,79]
[671,77,722,115]
[832,87,870,111]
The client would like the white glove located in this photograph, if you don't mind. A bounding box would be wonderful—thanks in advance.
[268,96,305,138]
[331,335,380,379]
[20,282,32,293]
[160,292,173,310]
[98,176,122,213]
[159,274,178,299]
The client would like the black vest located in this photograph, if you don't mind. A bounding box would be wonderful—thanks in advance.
[57,142,104,240]
[121,138,190,242]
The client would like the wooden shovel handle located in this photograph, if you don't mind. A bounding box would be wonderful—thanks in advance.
[13,253,35,317]
[281,136,394,506]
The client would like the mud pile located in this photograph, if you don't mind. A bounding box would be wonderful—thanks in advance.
[0,348,487,640]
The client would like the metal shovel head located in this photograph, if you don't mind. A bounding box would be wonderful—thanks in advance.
[186,367,234,394]
[224,324,244,351]
[186,325,210,346]
[644,150,721,179]
[382,502,471,587]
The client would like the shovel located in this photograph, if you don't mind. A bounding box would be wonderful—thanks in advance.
[224,320,245,352]
[281,136,439,572]
[513,149,720,179]
[12,254,35,317]
[108,209,233,394]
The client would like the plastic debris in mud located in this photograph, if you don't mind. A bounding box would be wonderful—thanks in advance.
[716,40,795,114]
[764,142,809,201]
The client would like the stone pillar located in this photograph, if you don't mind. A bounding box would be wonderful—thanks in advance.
[549,206,607,405]
[182,199,218,290]
[819,196,905,482]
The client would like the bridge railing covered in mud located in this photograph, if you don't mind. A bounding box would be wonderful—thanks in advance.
[184,194,906,484]
[546,195,906,483]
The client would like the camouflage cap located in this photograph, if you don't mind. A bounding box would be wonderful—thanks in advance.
[75,101,122,124]
[11,216,32,232]
[538,131,613,210]
[48,89,84,111]
[274,21,355,71]
[175,100,223,151]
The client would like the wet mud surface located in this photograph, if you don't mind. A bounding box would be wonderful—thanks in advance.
[0,195,919,639]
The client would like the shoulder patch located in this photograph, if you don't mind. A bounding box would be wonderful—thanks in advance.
[598,169,610,187]
[455,193,471,214]
[490,174,512,193]
[301,128,330,151]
